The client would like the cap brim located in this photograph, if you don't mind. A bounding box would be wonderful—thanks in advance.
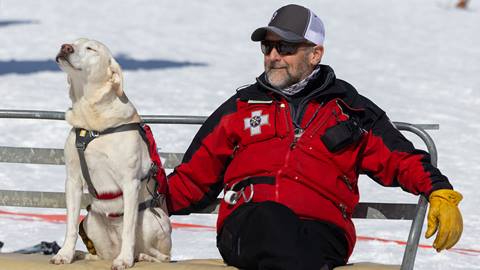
[251,26,307,43]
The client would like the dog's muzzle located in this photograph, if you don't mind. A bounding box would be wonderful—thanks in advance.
[55,43,74,63]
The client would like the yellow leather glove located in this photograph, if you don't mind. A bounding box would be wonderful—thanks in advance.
[425,189,463,252]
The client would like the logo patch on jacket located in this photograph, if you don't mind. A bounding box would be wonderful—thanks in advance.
[244,110,269,136]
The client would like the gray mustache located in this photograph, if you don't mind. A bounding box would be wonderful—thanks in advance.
[267,65,287,69]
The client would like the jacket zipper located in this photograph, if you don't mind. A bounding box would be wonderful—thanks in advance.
[279,102,291,134]
[290,128,303,149]
[308,107,334,139]
[339,203,348,219]
[275,101,296,201]
[230,144,240,159]
[341,175,353,191]
[289,110,306,149]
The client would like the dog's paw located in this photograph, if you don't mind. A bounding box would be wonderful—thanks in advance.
[137,253,170,263]
[154,253,170,262]
[161,255,171,262]
[85,253,101,261]
[50,250,74,265]
[138,253,159,263]
[111,256,134,270]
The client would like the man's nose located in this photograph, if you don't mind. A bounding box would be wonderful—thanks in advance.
[61,44,74,55]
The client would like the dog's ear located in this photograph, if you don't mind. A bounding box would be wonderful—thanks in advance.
[67,75,77,102]
[109,57,125,99]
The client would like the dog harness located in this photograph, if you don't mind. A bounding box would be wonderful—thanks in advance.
[75,123,167,255]
[75,123,165,215]
[76,123,168,255]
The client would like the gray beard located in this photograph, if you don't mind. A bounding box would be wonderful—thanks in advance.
[265,69,295,89]
[268,66,321,96]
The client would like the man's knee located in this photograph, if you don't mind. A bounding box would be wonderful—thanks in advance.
[218,201,303,269]
[248,201,299,229]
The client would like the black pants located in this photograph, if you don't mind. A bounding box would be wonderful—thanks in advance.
[217,201,348,270]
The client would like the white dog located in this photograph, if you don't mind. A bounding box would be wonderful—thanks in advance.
[50,38,172,270]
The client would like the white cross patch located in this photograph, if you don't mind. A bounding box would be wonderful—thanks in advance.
[244,110,269,136]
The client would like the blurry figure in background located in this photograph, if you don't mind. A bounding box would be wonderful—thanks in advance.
[165,4,464,270]
[456,0,469,8]
[14,241,60,255]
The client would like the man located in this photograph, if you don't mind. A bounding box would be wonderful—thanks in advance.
[166,4,463,270]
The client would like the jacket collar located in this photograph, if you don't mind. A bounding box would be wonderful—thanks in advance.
[253,64,347,101]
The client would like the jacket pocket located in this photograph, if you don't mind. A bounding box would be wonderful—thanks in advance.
[321,118,363,153]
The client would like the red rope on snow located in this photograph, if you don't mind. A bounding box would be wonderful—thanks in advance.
[356,236,480,256]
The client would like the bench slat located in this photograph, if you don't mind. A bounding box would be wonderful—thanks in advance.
[0,190,92,209]
[0,146,184,168]
[0,146,64,165]
[0,189,415,219]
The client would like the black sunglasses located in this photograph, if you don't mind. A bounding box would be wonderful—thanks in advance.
[261,40,313,56]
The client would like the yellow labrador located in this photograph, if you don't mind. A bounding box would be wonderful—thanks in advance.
[50,38,171,270]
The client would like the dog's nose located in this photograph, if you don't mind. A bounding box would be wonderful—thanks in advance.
[61,44,74,54]
[56,44,74,63]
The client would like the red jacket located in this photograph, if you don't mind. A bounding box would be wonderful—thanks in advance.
[166,65,452,258]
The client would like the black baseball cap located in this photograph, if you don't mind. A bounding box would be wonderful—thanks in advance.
[251,4,325,45]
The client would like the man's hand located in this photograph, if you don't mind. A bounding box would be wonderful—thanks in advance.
[425,189,463,252]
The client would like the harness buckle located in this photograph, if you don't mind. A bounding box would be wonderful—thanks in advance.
[150,163,159,176]
[90,131,100,138]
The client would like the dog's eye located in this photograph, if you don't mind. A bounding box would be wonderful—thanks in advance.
[86,47,97,52]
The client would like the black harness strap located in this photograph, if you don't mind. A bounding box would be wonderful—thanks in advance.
[97,123,144,137]
[75,127,103,197]
[100,197,163,218]
[75,123,146,199]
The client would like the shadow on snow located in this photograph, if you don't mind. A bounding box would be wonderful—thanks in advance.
[0,55,207,75]
[0,20,39,27]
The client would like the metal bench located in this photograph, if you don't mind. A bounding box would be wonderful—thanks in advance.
[0,110,440,270]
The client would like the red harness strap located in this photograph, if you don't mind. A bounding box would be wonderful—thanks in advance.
[96,192,123,200]
[141,124,168,195]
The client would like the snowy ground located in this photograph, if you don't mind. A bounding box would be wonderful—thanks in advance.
[0,0,479,269]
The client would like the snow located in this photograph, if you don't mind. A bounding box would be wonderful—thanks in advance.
[0,0,479,269]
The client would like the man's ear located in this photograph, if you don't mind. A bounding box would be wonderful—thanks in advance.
[109,57,125,98]
[310,45,324,66]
